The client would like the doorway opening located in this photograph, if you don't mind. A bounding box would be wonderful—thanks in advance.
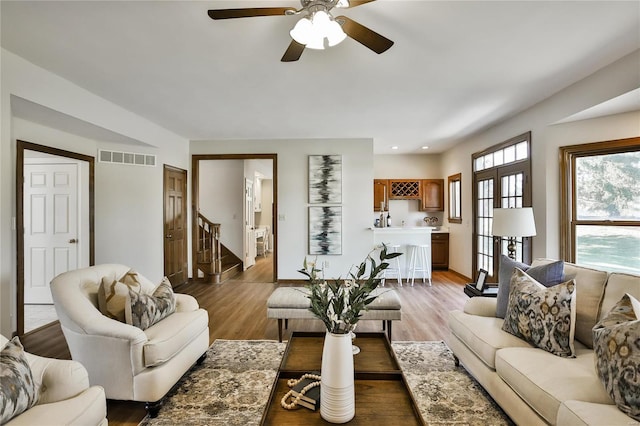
[16,140,94,336]
[192,154,277,283]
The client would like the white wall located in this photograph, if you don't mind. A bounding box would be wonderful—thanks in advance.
[1,49,190,336]
[191,139,374,280]
[198,160,244,256]
[441,49,640,278]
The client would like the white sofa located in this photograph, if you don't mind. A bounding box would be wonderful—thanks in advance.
[50,264,210,416]
[447,259,639,425]
[1,335,108,426]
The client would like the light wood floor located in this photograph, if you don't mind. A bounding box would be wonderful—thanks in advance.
[20,254,469,426]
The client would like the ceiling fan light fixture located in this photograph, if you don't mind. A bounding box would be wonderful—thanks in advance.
[326,20,347,46]
[289,9,346,50]
[290,17,313,44]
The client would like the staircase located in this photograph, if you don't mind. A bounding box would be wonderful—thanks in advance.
[196,211,242,283]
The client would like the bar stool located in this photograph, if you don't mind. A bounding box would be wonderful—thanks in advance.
[381,244,403,286]
[407,244,432,286]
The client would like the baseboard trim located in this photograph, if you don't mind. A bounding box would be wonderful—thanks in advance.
[448,269,471,283]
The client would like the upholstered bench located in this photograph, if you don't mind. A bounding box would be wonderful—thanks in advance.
[267,287,402,342]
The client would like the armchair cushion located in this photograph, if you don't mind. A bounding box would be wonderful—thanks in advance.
[143,308,209,367]
[0,337,39,424]
[98,269,142,322]
[126,277,176,330]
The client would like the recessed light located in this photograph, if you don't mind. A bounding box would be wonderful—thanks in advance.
[391,146,398,150]
[421,146,429,150]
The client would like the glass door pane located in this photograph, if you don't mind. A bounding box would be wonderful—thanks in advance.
[477,177,494,275]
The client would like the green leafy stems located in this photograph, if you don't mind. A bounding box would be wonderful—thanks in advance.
[298,244,402,334]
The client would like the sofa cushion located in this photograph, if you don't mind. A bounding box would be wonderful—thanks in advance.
[502,268,577,357]
[448,310,533,369]
[495,345,613,425]
[98,269,142,322]
[533,259,608,349]
[592,293,640,421]
[557,400,634,426]
[126,278,176,330]
[143,308,209,367]
[496,255,564,318]
[599,273,640,321]
[0,337,39,424]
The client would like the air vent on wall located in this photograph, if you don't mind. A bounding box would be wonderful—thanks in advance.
[98,150,156,167]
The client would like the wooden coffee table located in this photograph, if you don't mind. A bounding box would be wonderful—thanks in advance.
[260,331,425,425]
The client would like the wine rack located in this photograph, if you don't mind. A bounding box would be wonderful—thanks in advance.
[389,180,421,199]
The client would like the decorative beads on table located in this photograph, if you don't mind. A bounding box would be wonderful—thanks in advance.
[280,373,322,410]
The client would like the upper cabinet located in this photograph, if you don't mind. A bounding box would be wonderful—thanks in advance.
[373,178,445,212]
[373,179,389,211]
[389,179,421,199]
[420,179,444,211]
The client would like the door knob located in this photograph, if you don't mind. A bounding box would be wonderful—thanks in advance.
[166,234,173,239]
[69,238,77,244]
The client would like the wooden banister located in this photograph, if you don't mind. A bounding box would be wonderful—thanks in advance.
[196,211,222,283]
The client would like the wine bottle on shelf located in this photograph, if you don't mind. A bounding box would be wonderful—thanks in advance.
[386,212,391,227]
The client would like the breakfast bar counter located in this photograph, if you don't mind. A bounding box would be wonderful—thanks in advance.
[369,227,438,280]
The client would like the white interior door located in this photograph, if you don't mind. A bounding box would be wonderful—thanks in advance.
[244,178,256,270]
[24,163,79,303]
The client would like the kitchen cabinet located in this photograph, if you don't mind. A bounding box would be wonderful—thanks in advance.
[373,179,389,211]
[421,179,444,211]
[431,233,449,269]
[389,179,421,199]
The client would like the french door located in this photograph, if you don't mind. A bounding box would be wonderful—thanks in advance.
[472,133,532,280]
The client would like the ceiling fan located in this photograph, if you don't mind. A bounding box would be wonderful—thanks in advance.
[207,0,394,62]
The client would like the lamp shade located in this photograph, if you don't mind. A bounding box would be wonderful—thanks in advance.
[492,207,537,237]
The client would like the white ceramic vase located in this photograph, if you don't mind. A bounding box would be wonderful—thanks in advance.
[320,331,355,423]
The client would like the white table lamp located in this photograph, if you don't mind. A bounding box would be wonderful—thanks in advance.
[492,207,537,260]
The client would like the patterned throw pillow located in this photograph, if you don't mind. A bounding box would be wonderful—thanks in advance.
[0,337,39,424]
[126,277,176,330]
[592,293,640,421]
[496,255,564,318]
[502,268,577,357]
[97,269,142,322]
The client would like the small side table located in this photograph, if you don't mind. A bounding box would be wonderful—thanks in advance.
[464,284,498,298]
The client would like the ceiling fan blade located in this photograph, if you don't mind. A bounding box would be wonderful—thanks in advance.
[208,7,295,20]
[281,40,305,62]
[337,16,393,54]
[344,0,377,8]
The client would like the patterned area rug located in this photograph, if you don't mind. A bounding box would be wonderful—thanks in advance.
[139,340,511,426]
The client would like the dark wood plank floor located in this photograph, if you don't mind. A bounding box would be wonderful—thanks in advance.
[20,254,468,426]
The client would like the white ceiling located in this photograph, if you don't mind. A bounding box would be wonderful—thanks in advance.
[2,1,639,154]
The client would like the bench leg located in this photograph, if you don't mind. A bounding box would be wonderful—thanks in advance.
[386,320,392,341]
[382,320,386,331]
[285,319,289,329]
[277,319,283,343]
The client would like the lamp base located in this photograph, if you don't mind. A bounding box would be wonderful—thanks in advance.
[507,238,517,260]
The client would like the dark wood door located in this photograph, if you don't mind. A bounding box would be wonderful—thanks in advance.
[164,165,188,285]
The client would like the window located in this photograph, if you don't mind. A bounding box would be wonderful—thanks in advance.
[472,132,532,278]
[448,173,462,224]
[561,137,640,274]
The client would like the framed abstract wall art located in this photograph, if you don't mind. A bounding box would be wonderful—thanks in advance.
[308,206,342,255]
[309,155,342,204]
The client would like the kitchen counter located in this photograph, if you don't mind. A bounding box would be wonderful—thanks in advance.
[369,226,449,233]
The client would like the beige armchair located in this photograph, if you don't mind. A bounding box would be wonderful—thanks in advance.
[50,264,209,416]
[1,335,107,426]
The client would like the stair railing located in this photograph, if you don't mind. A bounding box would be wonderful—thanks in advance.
[197,211,222,283]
